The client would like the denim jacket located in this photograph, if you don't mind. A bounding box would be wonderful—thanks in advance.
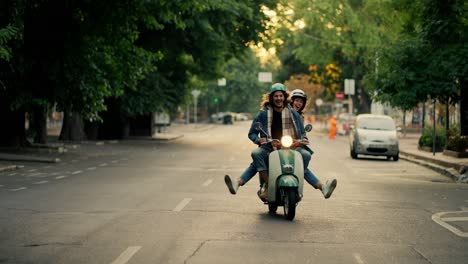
[248,105,307,145]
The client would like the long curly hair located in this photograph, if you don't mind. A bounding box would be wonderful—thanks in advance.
[259,91,290,109]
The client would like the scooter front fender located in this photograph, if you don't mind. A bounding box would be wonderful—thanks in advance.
[278,175,299,187]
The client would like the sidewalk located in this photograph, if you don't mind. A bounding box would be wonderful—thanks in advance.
[398,133,467,182]
[1,125,467,183]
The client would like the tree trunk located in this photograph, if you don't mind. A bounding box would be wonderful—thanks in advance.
[31,104,48,144]
[0,97,29,147]
[59,109,86,141]
[461,79,468,136]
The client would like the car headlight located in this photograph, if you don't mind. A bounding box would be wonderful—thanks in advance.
[281,135,293,148]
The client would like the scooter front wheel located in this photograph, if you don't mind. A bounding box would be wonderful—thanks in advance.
[283,188,297,221]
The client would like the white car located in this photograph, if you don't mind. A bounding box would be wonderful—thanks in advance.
[349,114,400,161]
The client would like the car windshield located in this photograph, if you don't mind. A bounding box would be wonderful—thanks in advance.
[357,117,395,131]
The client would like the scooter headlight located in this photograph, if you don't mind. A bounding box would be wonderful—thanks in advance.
[281,135,293,148]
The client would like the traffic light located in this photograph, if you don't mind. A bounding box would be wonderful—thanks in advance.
[214,97,218,103]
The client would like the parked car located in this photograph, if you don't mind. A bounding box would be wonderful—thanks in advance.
[234,112,250,121]
[337,113,356,135]
[349,114,400,161]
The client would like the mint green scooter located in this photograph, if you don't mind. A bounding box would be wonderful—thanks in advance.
[255,123,312,221]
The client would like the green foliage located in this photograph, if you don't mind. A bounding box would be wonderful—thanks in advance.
[0,25,18,61]
[418,126,446,149]
[446,136,468,152]
[366,0,467,109]
[201,50,268,115]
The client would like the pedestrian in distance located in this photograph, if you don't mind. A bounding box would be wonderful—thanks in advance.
[328,114,337,140]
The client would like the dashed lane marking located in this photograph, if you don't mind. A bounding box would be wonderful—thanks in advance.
[29,172,44,177]
[71,170,83,175]
[9,187,26,191]
[55,176,67,180]
[99,163,108,167]
[202,179,213,186]
[353,253,365,264]
[87,167,97,170]
[110,246,141,264]
[173,198,192,212]
[33,181,48,185]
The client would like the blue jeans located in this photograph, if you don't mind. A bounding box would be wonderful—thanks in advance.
[240,163,319,188]
[247,145,319,188]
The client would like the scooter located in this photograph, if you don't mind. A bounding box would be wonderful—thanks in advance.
[255,122,312,221]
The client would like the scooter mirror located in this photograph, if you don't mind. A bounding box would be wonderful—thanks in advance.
[305,124,313,132]
[255,122,262,131]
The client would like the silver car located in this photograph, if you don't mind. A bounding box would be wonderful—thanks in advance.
[349,114,400,161]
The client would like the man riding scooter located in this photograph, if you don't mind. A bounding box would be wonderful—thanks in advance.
[246,83,310,199]
[225,84,336,199]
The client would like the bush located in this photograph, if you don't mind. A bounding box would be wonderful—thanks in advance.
[418,126,446,149]
[446,136,468,152]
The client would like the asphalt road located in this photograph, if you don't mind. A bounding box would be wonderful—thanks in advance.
[0,122,467,264]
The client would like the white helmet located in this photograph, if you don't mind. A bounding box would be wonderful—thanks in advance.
[290,89,307,102]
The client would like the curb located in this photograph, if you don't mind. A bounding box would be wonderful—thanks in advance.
[152,134,184,141]
[0,165,18,172]
[0,154,61,163]
[400,151,460,182]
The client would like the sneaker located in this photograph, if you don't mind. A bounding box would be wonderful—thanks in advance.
[257,189,267,202]
[259,183,268,199]
[224,175,239,195]
[322,179,337,199]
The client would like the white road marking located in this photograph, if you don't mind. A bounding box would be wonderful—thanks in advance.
[71,160,78,163]
[55,176,67,179]
[173,198,192,212]
[99,163,108,167]
[51,172,59,176]
[10,187,26,191]
[111,160,118,163]
[440,217,468,221]
[29,172,44,177]
[27,169,37,172]
[43,165,51,169]
[110,246,141,264]
[353,253,365,264]
[202,179,213,186]
[432,211,468,237]
[8,173,17,176]
[33,181,48,185]
[71,170,83,175]
[87,167,97,170]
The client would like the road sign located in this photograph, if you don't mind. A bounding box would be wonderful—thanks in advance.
[345,79,355,95]
[315,98,323,107]
[258,72,272,83]
[217,78,226,86]
[336,91,344,100]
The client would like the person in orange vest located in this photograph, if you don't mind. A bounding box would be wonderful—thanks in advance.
[328,115,337,139]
